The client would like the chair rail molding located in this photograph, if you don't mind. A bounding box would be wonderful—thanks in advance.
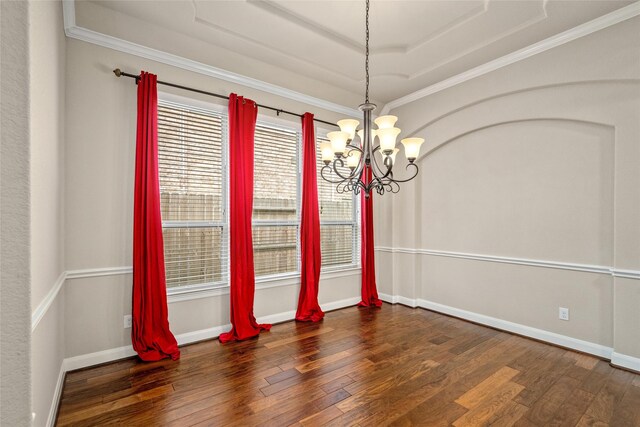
[31,265,361,332]
[375,246,640,279]
[31,271,66,332]
[380,1,640,114]
[60,0,360,118]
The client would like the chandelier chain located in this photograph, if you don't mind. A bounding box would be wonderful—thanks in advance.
[365,0,370,103]
[320,0,423,197]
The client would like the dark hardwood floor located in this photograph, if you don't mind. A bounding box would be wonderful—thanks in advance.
[56,304,640,426]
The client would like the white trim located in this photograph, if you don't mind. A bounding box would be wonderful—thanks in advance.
[612,269,640,280]
[379,293,398,304]
[62,295,360,372]
[59,265,361,305]
[45,364,66,427]
[258,310,297,325]
[31,272,66,332]
[175,324,231,346]
[611,352,640,373]
[61,0,76,28]
[158,91,227,114]
[416,298,613,359]
[375,246,640,279]
[168,286,229,304]
[66,266,132,279]
[63,345,137,372]
[380,2,640,114]
[321,296,362,312]
[61,1,359,119]
[397,296,418,308]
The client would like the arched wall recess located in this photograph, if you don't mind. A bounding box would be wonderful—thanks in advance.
[416,117,614,161]
[403,79,640,140]
[374,17,640,369]
[413,118,615,261]
[397,80,637,165]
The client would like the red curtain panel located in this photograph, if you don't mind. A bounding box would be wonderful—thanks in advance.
[131,71,180,361]
[358,166,382,308]
[219,94,272,343]
[296,113,325,322]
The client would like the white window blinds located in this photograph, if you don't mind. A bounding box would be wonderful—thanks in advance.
[157,98,360,293]
[253,123,300,277]
[316,136,360,268]
[157,101,228,289]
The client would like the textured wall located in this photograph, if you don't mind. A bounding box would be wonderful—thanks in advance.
[0,1,32,425]
[376,16,640,356]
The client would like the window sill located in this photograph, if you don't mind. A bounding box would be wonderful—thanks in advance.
[167,265,361,304]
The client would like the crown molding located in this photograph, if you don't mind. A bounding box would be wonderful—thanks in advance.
[380,1,640,114]
[61,0,360,118]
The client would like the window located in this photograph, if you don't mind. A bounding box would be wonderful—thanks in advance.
[252,123,300,277]
[157,97,359,294]
[316,136,360,268]
[157,101,227,290]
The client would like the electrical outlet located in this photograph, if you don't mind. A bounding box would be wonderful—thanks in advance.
[559,307,569,321]
[124,314,133,329]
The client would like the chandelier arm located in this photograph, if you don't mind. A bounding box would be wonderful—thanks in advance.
[384,180,401,193]
[369,150,389,179]
[381,162,420,184]
[320,164,351,184]
[331,157,358,181]
[368,144,393,180]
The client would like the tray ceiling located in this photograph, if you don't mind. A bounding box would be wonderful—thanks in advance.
[79,0,635,105]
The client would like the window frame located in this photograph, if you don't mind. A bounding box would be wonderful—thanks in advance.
[315,127,361,271]
[157,92,360,301]
[158,93,230,297]
[251,117,302,279]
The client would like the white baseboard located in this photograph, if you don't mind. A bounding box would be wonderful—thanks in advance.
[380,293,614,359]
[611,352,640,373]
[322,296,361,312]
[379,293,418,308]
[45,363,66,427]
[379,293,398,304]
[416,298,613,359]
[382,292,617,358]
[175,324,231,346]
[63,296,361,372]
[63,345,137,372]
[398,296,418,308]
[258,310,297,325]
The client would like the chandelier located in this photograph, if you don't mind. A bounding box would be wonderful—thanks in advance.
[320,0,424,197]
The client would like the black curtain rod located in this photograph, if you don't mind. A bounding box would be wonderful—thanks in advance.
[113,69,339,128]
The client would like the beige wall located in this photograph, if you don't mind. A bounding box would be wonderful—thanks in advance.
[1,1,32,425]
[29,1,67,426]
[377,16,640,358]
[63,38,361,359]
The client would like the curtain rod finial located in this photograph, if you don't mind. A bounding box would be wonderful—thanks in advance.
[113,68,122,77]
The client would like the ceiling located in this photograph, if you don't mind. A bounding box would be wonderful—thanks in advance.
[78,0,634,106]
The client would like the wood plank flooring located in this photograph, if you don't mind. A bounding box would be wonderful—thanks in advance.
[56,304,640,426]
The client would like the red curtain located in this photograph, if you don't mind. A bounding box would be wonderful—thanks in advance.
[132,71,180,361]
[219,94,271,343]
[296,113,324,322]
[358,166,382,308]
